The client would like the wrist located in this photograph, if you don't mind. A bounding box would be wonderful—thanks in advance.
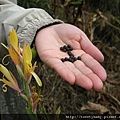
[31,22,63,48]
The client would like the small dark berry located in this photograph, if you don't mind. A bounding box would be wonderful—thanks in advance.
[70,56,74,59]
[70,53,74,57]
[68,57,72,62]
[67,58,70,62]
[61,58,65,62]
[64,57,68,61]
[67,44,71,48]
[60,47,63,50]
[63,45,67,49]
[66,47,70,51]
[69,47,73,51]
[71,58,75,63]
[63,49,67,52]
[77,56,81,60]
[60,47,67,52]
[67,51,73,56]
[67,44,73,51]
[73,57,77,61]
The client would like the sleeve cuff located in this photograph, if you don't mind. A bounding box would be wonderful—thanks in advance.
[17,15,63,47]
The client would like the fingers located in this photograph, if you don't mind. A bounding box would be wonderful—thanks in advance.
[74,60,103,90]
[73,60,103,90]
[71,50,107,80]
[46,57,94,90]
[45,58,76,84]
[62,51,106,90]
[81,53,107,81]
[64,62,93,90]
[64,61,104,90]
[80,31,104,62]
[45,56,106,91]
[87,73,103,91]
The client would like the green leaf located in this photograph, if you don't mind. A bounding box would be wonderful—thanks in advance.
[31,48,37,59]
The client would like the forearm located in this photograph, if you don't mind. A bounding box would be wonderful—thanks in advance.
[0,0,63,53]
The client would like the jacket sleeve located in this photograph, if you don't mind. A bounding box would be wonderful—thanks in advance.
[0,0,63,52]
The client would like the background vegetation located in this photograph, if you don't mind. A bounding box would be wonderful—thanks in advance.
[18,0,120,114]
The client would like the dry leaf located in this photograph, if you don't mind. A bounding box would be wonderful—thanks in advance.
[81,101,110,114]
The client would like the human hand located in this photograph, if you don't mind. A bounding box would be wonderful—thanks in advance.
[35,23,107,91]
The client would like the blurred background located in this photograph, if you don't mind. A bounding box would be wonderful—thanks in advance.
[17,0,120,114]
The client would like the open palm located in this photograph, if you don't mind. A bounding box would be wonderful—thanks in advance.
[35,23,107,91]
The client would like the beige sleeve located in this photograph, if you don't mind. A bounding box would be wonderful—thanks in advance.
[0,0,63,52]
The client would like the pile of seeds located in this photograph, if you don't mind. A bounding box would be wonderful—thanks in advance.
[60,45,81,63]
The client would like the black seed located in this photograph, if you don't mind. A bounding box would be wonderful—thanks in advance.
[60,47,67,52]
[77,56,81,60]
[70,56,74,59]
[60,47,64,51]
[67,51,73,56]
[63,45,67,49]
[69,47,73,51]
[70,53,74,57]
[64,57,69,61]
[63,45,68,52]
[60,45,76,63]
[67,45,73,51]
[66,47,70,51]
[63,49,67,52]
[73,57,77,61]
[68,57,72,62]
[67,51,74,56]
[67,58,70,61]
[61,58,65,62]
[67,44,71,48]
[72,57,77,62]
[71,59,75,63]
[60,44,74,52]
